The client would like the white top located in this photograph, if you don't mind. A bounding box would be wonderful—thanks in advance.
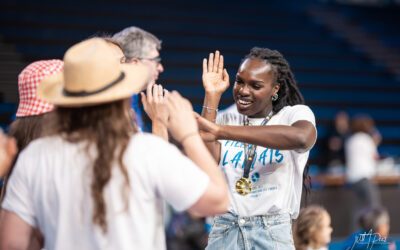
[216,105,316,219]
[2,133,209,250]
[345,132,378,183]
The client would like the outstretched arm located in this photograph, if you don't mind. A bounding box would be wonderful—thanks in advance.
[200,51,230,161]
[197,115,317,152]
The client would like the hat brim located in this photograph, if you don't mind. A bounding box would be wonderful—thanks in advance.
[38,64,149,107]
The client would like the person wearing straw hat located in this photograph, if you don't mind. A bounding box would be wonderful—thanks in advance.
[0,38,228,250]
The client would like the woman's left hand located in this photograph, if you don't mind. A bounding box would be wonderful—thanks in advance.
[202,50,230,95]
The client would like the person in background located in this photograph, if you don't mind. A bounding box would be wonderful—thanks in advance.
[345,115,382,224]
[0,59,64,249]
[323,111,350,172]
[293,205,333,250]
[8,60,63,152]
[342,207,396,250]
[113,26,165,133]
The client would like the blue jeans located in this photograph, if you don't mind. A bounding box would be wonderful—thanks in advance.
[206,212,295,250]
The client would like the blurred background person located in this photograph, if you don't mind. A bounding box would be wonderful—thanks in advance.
[342,206,396,250]
[8,60,63,152]
[346,114,382,231]
[346,115,381,209]
[1,59,63,248]
[322,111,350,174]
[113,26,164,132]
[293,205,333,250]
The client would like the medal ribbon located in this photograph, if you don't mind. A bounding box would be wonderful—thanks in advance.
[242,110,274,178]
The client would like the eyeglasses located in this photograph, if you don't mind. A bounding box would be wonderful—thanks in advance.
[139,56,162,64]
[123,56,162,64]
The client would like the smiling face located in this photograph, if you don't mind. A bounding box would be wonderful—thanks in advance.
[233,58,280,118]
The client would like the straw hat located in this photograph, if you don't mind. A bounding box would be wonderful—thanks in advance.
[38,38,149,107]
[16,59,63,117]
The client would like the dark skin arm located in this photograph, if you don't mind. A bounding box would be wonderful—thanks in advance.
[197,115,317,157]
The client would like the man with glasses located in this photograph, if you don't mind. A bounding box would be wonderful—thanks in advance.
[113,27,165,132]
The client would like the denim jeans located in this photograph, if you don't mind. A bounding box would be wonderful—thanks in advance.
[206,212,295,250]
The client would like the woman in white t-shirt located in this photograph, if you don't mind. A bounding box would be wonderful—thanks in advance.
[198,48,317,249]
[0,38,228,250]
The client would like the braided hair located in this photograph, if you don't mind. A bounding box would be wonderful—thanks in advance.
[242,47,310,199]
[243,47,304,113]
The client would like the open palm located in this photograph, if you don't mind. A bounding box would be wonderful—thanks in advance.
[202,50,230,94]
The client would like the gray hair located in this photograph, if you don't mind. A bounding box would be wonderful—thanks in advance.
[112,27,161,60]
[359,207,390,231]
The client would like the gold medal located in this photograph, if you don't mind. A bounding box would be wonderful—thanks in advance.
[235,177,252,196]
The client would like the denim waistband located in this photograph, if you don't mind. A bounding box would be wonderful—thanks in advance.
[214,212,291,228]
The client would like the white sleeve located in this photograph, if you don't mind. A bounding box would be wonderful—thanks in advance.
[287,105,316,126]
[147,137,210,212]
[286,105,317,152]
[2,151,36,227]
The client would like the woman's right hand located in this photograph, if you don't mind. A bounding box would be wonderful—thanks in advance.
[165,91,198,143]
[202,50,230,95]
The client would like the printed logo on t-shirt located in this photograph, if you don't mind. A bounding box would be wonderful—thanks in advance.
[221,140,284,171]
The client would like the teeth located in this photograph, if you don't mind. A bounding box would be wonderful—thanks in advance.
[238,99,251,105]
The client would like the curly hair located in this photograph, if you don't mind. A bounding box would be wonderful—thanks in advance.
[44,99,136,232]
[243,47,305,113]
[293,205,328,250]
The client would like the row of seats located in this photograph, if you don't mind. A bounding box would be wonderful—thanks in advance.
[0,0,399,163]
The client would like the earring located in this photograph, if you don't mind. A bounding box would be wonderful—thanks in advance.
[271,93,278,102]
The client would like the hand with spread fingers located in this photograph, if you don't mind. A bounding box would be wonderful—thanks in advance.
[165,91,199,144]
[202,50,230,95]
[0,131,17,177]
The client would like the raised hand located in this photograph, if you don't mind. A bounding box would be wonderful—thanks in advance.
[141,83,169,126]
[202,50,230,95]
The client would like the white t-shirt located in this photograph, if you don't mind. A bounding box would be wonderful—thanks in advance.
[216,105,316,219]
[345,132,378,183]
[2,133,209,250]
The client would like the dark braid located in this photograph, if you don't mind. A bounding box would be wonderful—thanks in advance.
[242,47,310,202]
[244,47,305,113]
